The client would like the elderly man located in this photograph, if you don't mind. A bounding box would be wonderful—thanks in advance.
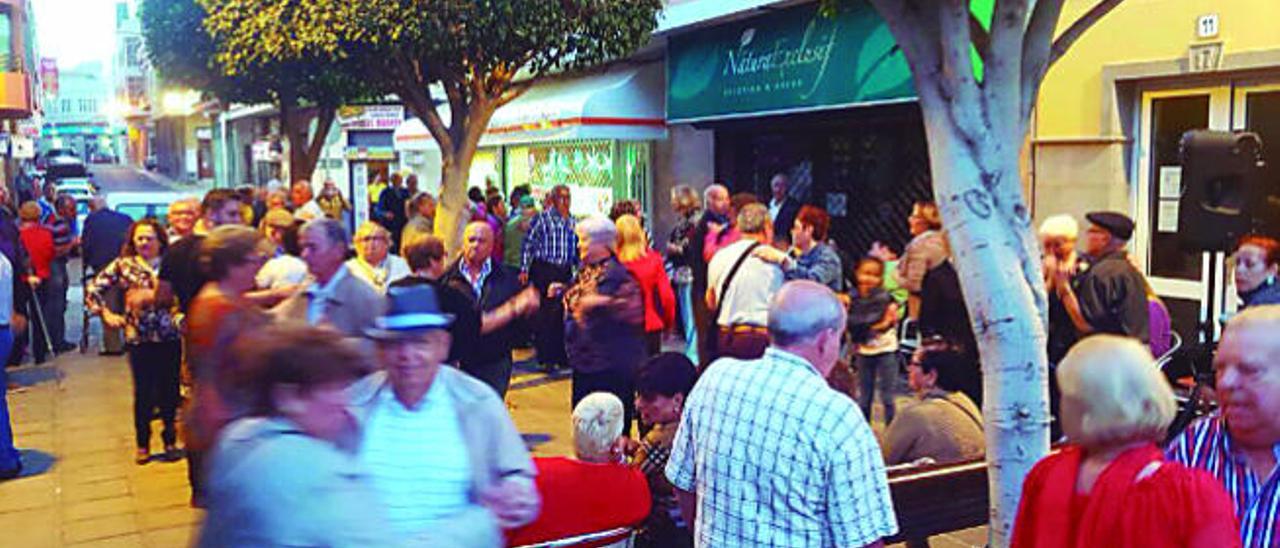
[349,284,539,544]
[690,184,732,368]
[376,173,409,246]
[167,198,200,242]
[767,173,801,247]
[555,216,644,435]
[668,280,898,546]
[521,184,578,370]
[1054,211,1149,343]
[290,180,325,222]
[316,179,351,222]
[441,221,539,397]
[1168,305,1280,547]
[346,222,410,293]
[45,194,79,353]
[158,189,243,315]
[273,219,383,338]
[705,203,784,362]
[81,196,133,355]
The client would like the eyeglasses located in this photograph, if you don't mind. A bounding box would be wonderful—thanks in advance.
[357,236,390,244]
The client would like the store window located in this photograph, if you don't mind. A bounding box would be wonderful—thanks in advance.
[0,12,11,72]
[506,140,650,218]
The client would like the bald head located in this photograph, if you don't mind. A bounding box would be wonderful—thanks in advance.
[705,184,731,217]
[1215,305,1280,450]
[768,281,847,375]
[462,221,494,266]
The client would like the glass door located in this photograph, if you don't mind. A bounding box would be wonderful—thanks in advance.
[1134,86,1231,340]
[1223,82,1280,316]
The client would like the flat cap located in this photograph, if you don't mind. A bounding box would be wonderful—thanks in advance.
[1085,211,1135,241]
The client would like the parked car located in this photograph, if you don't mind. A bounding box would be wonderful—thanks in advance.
[56,178,97,198]
[37,148,81,170]
[45,162,89,181]
[89,151,116,164]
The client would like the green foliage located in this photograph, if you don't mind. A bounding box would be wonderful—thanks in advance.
[199,0,662,107]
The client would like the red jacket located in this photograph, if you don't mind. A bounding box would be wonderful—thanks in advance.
[622,249,676,333]
[507,457,651,547]
[19,223,54,280]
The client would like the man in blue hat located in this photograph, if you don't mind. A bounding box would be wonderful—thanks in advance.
[347,284,540,544]
[1052,210,1150,343]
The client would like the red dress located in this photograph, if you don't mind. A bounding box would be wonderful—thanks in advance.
[1011,444,1241,548]
[622,249,676,334]
[507,457,651,547]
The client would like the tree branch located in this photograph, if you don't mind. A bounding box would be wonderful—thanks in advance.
[305,106,336,173]
[935,0,985,140]
[1019,0,1066,126]
[495,79,533,109]
[983,0,1029,141]
[867,0,941,75]
[1048,0,1124,67]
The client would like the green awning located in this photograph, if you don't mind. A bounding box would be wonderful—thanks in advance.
[666,0,916,123]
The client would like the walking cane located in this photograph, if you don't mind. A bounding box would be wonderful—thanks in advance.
[80,265,91,354]
[27,294,55,358]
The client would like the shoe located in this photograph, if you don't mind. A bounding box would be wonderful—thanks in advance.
[135,448,150,465]
[98,350,125,356]
[161,445,184,462]
[0,462,20,480]
[54,342,77,354]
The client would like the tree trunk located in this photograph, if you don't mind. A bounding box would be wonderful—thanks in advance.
[279,97,333,184]
[434,103,498,255]
[919,106,1050,547]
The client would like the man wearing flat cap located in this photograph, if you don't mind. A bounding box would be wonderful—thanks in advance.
[347,284,540,546]
[1052,211,1150,344]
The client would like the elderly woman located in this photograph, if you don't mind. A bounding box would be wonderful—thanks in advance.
[1233,234,1280,308]
[665,185,703,364]
[617,214,675,356]
[17,201,54,363]
[346,221,410,293]
[316,179,351,222]
[184,225,274,505]
[555,216,645,436]
[1011,335,1240,548]
[198,325,401,547]
[883,343,984,466]
[253,209,306,293]
[508,392,650,547]
[899,200,948,318]
[753,205,844,292]
[86,219,183,464]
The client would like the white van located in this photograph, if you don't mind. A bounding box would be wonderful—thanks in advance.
[105,192,202,227]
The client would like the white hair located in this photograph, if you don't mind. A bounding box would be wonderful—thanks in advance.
[575,216,617,247]
[572,392,624,463]
[1038,214,1080,239]
[703,184,728,204]
[1056,335,1175,447]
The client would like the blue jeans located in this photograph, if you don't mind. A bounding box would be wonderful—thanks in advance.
[0,327,19,471]
[675,281,698,364]
[857,351,898,425]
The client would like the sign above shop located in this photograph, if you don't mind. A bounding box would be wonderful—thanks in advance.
[1188,42,1224,73]
[338,105,405,131]
[344,146,397,161]
[667,0,914,123]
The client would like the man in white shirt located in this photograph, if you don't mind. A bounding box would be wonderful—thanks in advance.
[346,221,410,293]
[705,203,783,362]
[290,179,326,222]
[348,284,540,544]
[668,280,898,547]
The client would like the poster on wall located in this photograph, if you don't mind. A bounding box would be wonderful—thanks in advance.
[352,162,369,231]
[571,186,614,218]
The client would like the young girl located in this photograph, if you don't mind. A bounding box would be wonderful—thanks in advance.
[848,257,901,425]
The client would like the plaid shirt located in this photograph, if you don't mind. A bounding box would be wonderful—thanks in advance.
[666,347,898,547]
[520,208,577,272]
[1167,414,1280,548]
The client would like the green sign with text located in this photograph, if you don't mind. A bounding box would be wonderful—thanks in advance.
[667,1,915,123]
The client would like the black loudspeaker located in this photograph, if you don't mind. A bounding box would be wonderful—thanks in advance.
[1177,130,1268,251]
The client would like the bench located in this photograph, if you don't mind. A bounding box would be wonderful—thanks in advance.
[885,458,989,543]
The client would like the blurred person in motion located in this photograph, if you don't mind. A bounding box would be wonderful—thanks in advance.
[616,214,675,356]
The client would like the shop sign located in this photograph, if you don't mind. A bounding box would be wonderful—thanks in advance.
[10,136,34,159]
[252,140,282,162]
[344,146,397,161]
[667,0,914,122]
[338,105,405,131]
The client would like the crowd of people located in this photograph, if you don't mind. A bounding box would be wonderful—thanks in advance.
[0,169,1278,547]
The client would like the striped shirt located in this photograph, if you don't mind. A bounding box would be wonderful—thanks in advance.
[520,208,577,272]
[1167,415,1280,547]
[358,381,475,537]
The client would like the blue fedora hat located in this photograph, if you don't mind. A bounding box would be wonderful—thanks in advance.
[366,284,455,340]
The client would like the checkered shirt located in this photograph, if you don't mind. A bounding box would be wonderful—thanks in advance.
[520,208,578,272]
[666,347,898,547]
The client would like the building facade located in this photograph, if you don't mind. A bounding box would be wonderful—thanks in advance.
[40,61,121,161]
[1032,0,1280,337]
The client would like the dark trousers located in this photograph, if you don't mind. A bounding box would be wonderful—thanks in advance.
[127,341,182,450]
[529,260,572,368]
[45,258,68,347]
[187,448,206,507]
[463,356,514,398]
[713,328,769,363]
[692,281,715,370]
[644,331,662,357]
[857,351,899,425]
[571,368,636,437]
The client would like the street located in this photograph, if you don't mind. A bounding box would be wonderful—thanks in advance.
[87,165,176,194]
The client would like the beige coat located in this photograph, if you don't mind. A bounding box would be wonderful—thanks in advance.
[270,265,384,338]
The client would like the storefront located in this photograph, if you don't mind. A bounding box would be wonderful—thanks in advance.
[665,0,928,256]
[338,104,404,229]
[394,63,665,218]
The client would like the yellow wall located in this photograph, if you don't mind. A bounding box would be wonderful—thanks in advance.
[1037,0,1280,138]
